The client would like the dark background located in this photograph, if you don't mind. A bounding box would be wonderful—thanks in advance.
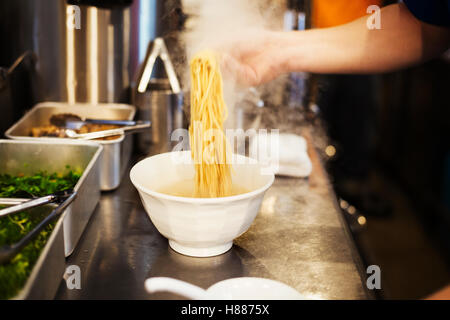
[317,52,450,299]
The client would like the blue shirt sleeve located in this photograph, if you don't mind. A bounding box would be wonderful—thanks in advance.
[403,0,450,27]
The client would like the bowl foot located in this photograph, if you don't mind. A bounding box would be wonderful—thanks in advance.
[168,240,233,257]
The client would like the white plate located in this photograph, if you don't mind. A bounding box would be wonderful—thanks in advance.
[208,277,303,300]
[145,276,303,300]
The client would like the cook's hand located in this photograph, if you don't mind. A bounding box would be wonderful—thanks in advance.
[220,30,286,87]
[219,4,450,84]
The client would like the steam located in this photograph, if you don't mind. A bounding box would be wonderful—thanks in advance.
[178,1,327,150]
[180,0,285,128]
[182,0,266,58]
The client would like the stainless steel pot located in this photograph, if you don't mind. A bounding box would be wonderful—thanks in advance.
[0,0,133,104]
[134,79,185,155]
[133,38,187,155]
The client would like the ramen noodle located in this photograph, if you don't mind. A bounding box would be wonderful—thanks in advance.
[189,50,232,197]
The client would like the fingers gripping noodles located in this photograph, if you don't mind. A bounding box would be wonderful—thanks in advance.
[189,50,232,198]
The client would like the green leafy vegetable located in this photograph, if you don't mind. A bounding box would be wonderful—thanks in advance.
[0,170,81,198]
[0,169,82,299]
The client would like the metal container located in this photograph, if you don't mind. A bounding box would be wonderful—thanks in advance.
[0,0,134,104]
[0,140,101,299]
[0,140,102,257]
[133,38,186,155]
[133,79,185,155]
[0,0,185,105]
[5,102,135,191]
[7,203,66,300]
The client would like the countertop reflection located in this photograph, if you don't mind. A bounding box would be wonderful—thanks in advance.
[56,135,368,300]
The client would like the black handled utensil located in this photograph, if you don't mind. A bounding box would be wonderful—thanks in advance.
[0,189,74,218]
[0,190,77,265]
[50,113,146,130]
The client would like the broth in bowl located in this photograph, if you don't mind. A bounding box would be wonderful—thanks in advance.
[130,151,274,257]
[158,179,249,198]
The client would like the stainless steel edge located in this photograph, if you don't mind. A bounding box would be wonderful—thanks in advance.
[0,139,103,260]
[0,138,101,299]
[13,204,65,300]
[62,143,102,257]
[5,102,136,191]
[98,134,133,191]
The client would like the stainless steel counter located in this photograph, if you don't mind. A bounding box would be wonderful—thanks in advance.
[55,131,369,300]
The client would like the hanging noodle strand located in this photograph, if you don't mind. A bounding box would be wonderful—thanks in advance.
[189,50,232,198]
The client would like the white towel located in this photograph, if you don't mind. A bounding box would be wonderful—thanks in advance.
[249,133,312,178]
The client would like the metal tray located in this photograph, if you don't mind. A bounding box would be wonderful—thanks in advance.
[0,140,102,257]
[0,202,66,300]
[5,102,136,191]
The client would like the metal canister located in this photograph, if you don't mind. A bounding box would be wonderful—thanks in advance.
[134,79,186,155]
[133,38,187,155]
[0,0,134,104]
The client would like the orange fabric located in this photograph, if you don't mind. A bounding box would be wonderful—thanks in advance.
[312,0,383,28]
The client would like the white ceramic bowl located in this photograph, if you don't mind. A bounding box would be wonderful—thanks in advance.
[130,151,274,257]
[207,277,303,300]
[145,277,304,300]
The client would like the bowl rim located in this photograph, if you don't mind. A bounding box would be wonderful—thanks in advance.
[130,151,275,204]
[207,277,304,299]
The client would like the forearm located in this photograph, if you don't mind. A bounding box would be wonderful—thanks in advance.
[425,285,450,300]
[276,3,450,74]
